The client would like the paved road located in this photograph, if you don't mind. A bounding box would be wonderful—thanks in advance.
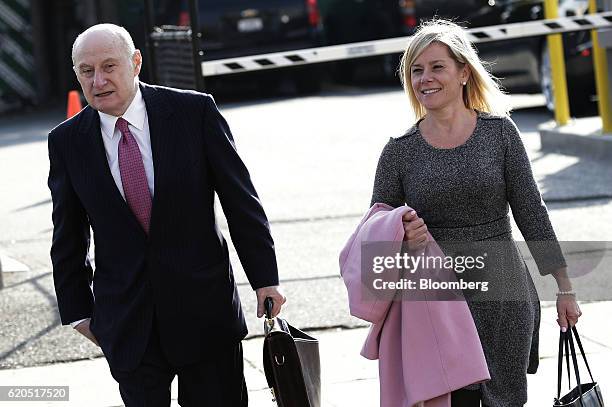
[0,86,610,369]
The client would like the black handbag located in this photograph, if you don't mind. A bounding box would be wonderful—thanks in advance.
[554,326,605,407]
[262,298,321,407]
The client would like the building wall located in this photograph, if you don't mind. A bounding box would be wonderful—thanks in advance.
[0,0,35,112]
[0,0,184,114]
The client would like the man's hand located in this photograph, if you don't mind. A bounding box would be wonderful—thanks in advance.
[74,319,100,346]
[255,285,286,318]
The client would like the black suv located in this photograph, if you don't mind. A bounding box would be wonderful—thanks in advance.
[168,0,325,93]
[319,0,414,81]
[321,0,596,113]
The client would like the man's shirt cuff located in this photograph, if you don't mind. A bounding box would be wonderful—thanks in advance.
[70,318,90,328]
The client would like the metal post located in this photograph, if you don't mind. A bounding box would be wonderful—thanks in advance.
[143,0,158,84]
[544,0,571,125]
[590,0,612,132]
[188,0,205,91]
[0,256,3,289]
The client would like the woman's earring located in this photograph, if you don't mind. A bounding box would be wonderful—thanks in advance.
[462,81,467,86]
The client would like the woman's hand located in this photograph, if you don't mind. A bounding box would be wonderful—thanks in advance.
[556,294,582,332]
[402,210,429,250]
[553,267,581,332]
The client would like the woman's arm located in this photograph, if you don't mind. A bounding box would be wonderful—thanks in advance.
[503,116,566,275]
[503,116,581,329]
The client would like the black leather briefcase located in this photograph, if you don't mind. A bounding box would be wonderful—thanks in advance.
[262,298,321,407]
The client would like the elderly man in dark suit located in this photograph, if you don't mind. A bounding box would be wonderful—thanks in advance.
[48,23,285,407]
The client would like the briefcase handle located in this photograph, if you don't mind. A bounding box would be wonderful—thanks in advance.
[265,297,274,320]
[264,297,276,334]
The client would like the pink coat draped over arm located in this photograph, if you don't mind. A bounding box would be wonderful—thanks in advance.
[339,203,490,407]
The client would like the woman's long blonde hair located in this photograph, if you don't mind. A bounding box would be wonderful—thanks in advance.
[399,19,511,119]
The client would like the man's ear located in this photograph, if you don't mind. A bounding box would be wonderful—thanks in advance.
[133,50,142,75]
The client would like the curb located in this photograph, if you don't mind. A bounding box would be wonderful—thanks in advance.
[539,120,612,161]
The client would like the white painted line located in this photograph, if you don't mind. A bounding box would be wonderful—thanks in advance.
[0,254,30,272]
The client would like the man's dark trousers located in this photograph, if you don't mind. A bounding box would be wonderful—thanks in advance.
[109,317,248,407]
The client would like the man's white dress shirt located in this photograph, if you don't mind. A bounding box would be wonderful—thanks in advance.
[71,87,155,328]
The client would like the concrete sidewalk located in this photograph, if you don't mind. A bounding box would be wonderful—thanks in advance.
[0,302,610,407]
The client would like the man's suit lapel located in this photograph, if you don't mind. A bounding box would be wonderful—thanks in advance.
[140,83,175,238]
[76,105,145,235]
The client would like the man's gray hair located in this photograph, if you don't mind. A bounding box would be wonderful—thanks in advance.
[72,24,136,66]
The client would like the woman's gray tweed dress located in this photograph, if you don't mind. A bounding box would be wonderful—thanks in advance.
[370,111,566,406]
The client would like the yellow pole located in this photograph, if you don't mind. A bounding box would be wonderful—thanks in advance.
[544,0,570,125]
[589,0,612,132]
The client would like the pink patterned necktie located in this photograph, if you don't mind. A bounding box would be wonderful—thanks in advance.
[116,117,152,234]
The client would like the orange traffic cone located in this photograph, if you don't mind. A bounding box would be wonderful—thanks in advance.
[66,90,82,118]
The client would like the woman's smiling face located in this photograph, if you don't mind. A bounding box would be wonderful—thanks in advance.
[410,42,469,112]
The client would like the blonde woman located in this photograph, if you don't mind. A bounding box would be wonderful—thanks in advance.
[370,20,581,406]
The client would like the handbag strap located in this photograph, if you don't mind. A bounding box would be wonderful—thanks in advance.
[567,329,584,407]
[565,331,571,390]
[571,326,605,407]
[556,327,604,407]
[571,326,596,383]
[557,331,572,399]
[557,331,563,399]
[557,329,573,399]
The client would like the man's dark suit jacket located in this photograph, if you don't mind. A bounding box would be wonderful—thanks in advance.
[48,83,278,371]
